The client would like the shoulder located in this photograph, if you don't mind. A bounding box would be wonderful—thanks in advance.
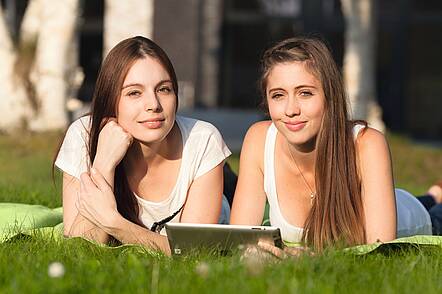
[66,115,91,137]
[177,116,230,157]
[243,120,272,144]
[176,116,224,144]
[60,115,91,147]
[354,126,391,164]
[240,120,272,161]
[354,126,389,152]
[55,115,91,177]
[177,115,221,137]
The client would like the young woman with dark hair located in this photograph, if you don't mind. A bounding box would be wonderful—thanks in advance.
[230,36,441,254]
[55,36,231,254]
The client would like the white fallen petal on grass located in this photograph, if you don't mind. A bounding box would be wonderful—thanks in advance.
[195,261,210,278]
[48,262,65,278]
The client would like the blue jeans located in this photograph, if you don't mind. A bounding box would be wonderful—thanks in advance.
[417,195,442,235]
[218,195,231,224]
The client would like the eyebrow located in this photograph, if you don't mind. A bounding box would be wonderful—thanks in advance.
[122,79,173,90]
[268,84,317,94]
[122,83,143,90]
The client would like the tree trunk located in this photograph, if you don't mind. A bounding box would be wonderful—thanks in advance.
[341,0,385,132]
[0,5,30,131]
[28,0,80,131]
[198,0,222,108]
[103,0,154,57]
[20,0,42,43]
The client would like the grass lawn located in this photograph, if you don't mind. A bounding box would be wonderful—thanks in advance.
[0,131,441,293]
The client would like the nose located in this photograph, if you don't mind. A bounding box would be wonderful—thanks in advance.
[285,95,300,117]
[144,91,162,112]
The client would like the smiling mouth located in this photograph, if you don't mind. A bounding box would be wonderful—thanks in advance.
[138,118,165,129]
[284,121,307,131]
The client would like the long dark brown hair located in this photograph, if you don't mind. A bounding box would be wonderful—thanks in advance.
[57,36,179,227]
[260,36,366,250]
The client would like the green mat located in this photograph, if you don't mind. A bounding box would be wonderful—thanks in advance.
[0,203,63,242]
[1,203,441,255]
[0,203,155,254]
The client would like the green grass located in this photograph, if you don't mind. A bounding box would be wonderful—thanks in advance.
[0,132,62,207]
[0,131,441,293]
[388,133,442,194]
[1,235,441,293]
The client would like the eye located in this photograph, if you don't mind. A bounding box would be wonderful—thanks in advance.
[127,90,142,97]
[157,86,172,94]
[271,93,284,100]
[299,90,313,97]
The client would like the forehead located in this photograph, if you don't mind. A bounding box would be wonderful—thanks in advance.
[266,61,320,89]
[123,56,170,85]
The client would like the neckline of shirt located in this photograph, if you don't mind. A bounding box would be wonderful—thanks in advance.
[134,116,186,207]
[268,123,304,232]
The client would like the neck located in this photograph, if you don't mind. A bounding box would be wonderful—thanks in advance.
[286,139,317,171]
[124,122,181,171]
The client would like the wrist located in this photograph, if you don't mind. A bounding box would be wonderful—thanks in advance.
[101,211,125,234]
[92,158,116,174]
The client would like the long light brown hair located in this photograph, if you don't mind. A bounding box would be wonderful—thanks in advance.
[260,36,366,250]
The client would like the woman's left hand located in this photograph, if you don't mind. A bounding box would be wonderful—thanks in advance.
[78,168,120,230]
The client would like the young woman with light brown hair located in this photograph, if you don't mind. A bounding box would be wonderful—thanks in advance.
[230,36,441,254]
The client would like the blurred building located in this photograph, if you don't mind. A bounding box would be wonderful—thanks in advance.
[2,0,442,140]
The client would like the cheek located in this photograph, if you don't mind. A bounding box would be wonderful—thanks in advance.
[162,95,178,114]
[307,96,325,118]
[267,99,283,117]
[116,100,137,123]
[312,104,325,119]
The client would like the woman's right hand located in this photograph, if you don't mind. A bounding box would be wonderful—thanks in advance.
[257,241,310,259]
[94,118,133,172]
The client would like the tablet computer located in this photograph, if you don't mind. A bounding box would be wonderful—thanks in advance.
[165,223,283,255]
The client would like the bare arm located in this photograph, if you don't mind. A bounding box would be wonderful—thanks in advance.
[102,214,171,255]
[78,162,225,255]
[107,162,225,255]
[180,162,224,223]
[64,119,132,243]
[356,128,397,243]
[62,172,109,243]
[230,122,269,225]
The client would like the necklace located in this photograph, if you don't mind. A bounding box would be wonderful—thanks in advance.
[286,141,316,205]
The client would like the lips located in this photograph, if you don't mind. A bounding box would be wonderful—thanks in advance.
[284,121,307,132]
[138,118,165,129]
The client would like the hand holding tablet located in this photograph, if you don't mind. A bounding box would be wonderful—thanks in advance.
[165,223,283,255]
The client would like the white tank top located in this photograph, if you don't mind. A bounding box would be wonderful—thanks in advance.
[263,123,432,243]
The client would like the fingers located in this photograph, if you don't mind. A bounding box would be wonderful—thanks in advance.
[100,117,117,129]
[89,168,111,191]
[75,191,81,211]
[102,119,134,146]
[257,241,287,259]
[80,172,97,192]
[284,246,304,257]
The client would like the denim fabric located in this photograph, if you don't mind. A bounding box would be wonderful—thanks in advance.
[417,195,442,235]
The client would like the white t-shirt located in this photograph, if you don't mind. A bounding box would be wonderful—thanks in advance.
[264,123,432,243]
[55,115,231,235]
